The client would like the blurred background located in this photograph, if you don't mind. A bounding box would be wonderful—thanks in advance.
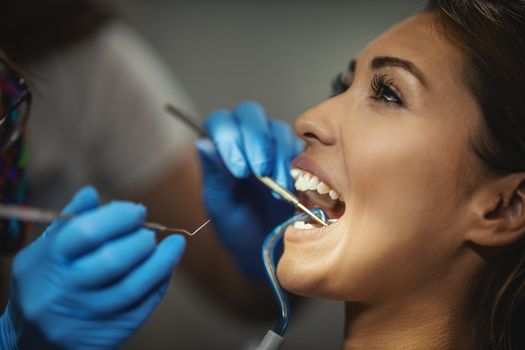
[110,1,426,349]
[116,0,425,122]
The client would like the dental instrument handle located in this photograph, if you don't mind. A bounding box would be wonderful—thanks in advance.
[256,175,299,204]
[165,103,207,137]
[255,330,284,350]
[0,205,74,223]
[0,204,207,237]
[164,103,328,227]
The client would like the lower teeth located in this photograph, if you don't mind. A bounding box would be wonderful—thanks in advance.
[294,221,314,229]
[293,218,339,230]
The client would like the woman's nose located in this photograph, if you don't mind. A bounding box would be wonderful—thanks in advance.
[294,101,337,147]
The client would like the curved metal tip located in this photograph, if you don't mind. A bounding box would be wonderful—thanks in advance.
[190,219,211,236]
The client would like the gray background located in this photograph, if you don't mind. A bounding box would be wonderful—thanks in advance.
[114,1,425,349]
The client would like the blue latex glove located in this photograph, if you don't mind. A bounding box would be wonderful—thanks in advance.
[196,101,303,278]
[0,186,185,350]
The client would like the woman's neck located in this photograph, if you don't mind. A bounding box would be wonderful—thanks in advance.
[342,296,474,350]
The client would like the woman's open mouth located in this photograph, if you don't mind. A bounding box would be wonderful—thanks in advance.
[290,166,346,230]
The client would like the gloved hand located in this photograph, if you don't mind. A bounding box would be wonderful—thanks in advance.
[0,186,185,350]
[196,101,303,278]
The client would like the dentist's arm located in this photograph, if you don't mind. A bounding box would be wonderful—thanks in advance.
[0,186,185,350]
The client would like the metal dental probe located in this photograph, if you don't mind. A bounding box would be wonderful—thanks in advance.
[0,204,211,237]
[164,103,328,227]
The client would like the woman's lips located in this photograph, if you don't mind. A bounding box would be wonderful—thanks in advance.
[291,156,340,195]
[285,154,347,243]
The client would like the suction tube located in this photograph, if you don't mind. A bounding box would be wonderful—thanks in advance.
[255,208,327,350]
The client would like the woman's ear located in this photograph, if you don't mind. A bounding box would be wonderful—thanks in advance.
[466,173,525,247]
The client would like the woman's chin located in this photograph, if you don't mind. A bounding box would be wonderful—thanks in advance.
[277,254,323,298]
[276,223,344,298]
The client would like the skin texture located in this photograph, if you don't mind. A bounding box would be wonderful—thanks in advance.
[277,13,525,350]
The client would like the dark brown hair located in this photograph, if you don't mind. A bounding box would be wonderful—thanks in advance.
[425,1,525,349]
[0,0,114,64]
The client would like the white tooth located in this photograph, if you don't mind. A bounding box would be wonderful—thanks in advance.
[299,177,307,191]
[317,182,330,195]
[299,174,310,191]
[294,221,306,229]
[308,176,320,191]
[302,173,312,188]
[304,223,314,229]
[329,189,340,200]
[290,168,302,179]
[294,178,302,191]
[296,176,305,191]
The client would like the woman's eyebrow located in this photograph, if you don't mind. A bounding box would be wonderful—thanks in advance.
[371,56,428,88]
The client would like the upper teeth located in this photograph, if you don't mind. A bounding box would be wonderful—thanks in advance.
[291,168,342,201]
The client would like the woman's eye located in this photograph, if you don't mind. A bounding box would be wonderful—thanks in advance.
[381,86,401,104]
[370,74,403,106]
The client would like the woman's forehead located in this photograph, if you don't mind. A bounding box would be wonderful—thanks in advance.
[355,13,465,84]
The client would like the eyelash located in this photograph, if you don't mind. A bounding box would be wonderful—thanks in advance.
[370,74,403,106]
[331,72,349,97]
[330,72,404,107]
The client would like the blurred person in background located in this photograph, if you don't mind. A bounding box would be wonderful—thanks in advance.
[0,0,287,347]
[0,53,186,350]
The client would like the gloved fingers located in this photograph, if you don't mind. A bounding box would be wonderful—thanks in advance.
[294,135,306,155]
[62,186,101,215]
[196,139,238,210]
[70,280,171,346]
[55,278,167,350]
[204,109,248,178]
[78,235,185,315]
[195,138,234,188]
[56,281,170,349]
[68,228,156,289]
[50,201,146,262]
[41,186,101,241]
[111,279,170,328]
[233,101,274,176]
[195,138,227,172]
[269,120,300,193]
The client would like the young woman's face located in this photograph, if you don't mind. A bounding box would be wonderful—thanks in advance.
[278,13,485,303]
